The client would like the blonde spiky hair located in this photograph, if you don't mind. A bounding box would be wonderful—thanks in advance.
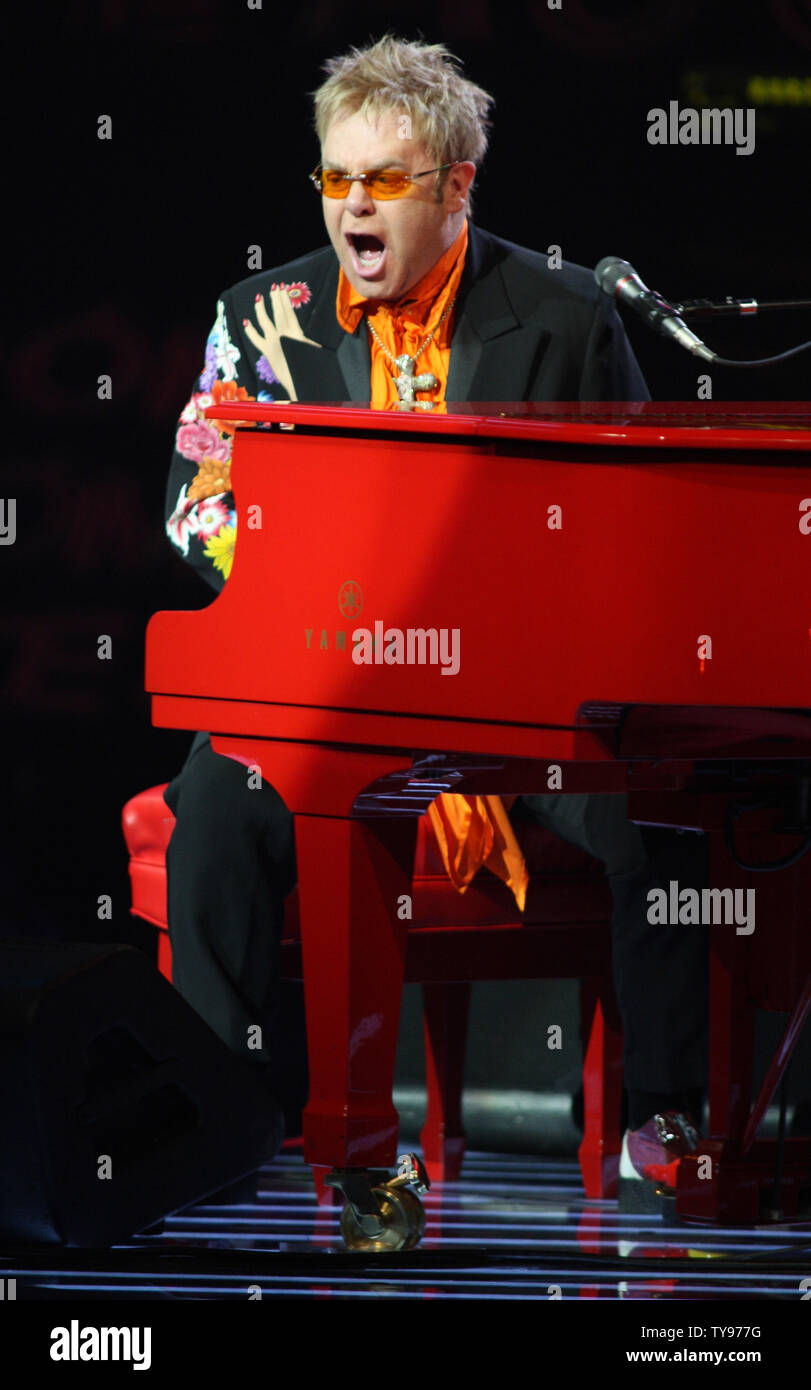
[312,34,493,202]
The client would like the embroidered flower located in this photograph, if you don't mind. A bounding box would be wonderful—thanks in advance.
[256,355,279,385]
[198,300,241,389]
[280,280,311,309]
[211,380,252,405]
[180,391,213,425]
[204,523,236,580]
[198,341,218,391]
[166,484,200,557]
[209,379,256,436]
[176,419,232,464]
[188,455,232,503]
[195,497,231,538]
[212,298,241,380]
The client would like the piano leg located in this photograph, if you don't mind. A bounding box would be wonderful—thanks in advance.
[420,982,471,1183]
[678,823,811,1222]
[294,813,418,1174]
[578,977,624,1199]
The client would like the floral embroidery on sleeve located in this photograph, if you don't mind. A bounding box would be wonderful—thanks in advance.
[168,283,303,581]
[204,522,237,580]
[207,379,256,437]
[167,373,255,573]
[257,355,279,386]
[166,484,200,558]
[179,390,212,425]
[173,381,258,511]
[176,418,231,464]
[198,299,241,389]
[195,497,231,538]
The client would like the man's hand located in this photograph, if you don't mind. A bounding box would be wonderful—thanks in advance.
[243,287,321,401]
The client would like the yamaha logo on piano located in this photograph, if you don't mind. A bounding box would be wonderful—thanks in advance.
[338,579,364,618]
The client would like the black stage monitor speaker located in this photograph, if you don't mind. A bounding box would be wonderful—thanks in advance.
[0,939,282,1247]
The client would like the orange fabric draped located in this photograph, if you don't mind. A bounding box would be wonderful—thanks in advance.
[335,219,529,911]
[427,792,529,914]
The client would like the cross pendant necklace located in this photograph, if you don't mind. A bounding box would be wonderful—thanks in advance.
[367,295,457,404]
[393,354,438,402]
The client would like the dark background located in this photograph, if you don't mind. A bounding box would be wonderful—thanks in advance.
[3,0,810,1111]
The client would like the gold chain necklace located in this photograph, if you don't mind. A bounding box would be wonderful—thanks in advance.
[367,295,457,403]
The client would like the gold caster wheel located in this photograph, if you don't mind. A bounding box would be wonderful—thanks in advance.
[340,1185,426,1253]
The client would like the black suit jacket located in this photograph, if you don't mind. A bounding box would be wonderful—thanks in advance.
[165,222,650,593]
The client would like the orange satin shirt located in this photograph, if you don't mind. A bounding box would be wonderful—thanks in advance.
[335,220,529,911]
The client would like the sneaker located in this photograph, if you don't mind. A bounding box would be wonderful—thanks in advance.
[618,1111,701,1214]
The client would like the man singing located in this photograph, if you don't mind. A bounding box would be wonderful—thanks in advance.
[164,34,708,1213]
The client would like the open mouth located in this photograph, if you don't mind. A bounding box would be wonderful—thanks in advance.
[346,232,386,277]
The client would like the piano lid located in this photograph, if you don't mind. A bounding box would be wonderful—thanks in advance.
[203,400,811,451]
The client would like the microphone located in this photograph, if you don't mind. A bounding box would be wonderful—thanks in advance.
[595,257,716,362]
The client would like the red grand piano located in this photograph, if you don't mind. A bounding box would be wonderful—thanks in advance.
[145,400,811,1245]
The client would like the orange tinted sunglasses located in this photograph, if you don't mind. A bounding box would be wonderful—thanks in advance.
[309,163,456,199]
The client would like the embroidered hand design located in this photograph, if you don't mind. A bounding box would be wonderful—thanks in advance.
[243,287,320,401]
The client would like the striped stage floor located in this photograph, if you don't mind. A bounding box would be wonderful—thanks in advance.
[3,1144,810,1301]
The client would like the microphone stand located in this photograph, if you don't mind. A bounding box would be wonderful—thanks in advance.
[674,297,811,319]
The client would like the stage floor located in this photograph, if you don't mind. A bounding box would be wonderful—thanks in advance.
[4,1145,811,1300]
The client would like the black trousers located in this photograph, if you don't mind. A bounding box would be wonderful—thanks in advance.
[163,731,305,1111]
[164,733,709,1100]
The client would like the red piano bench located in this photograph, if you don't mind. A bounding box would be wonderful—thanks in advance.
[122,785,622,1198]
